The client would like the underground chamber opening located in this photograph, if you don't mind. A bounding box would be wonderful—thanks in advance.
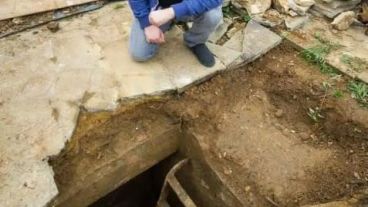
[50,44,368,207]
[89,155,189,207]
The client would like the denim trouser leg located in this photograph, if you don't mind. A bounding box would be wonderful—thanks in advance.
[129,18,171,62]
[129,6,223,62]
[181,6,223,47]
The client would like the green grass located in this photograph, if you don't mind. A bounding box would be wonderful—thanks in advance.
[313,32,343,50]
[114,4,125,9]
[300,34,343,76]
[222,5,251,22]
[301,45,339,75]
[340,54,368,72]
[333,90,343,98]
[348,80,368,107]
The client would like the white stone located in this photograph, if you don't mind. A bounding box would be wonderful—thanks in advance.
[288,0,313,15]
[272,0,290,13]
[311,0,361,18]
[294,0,315,7]
[285,15,310,30]
[232,0,272,14]
[331,11,355,30]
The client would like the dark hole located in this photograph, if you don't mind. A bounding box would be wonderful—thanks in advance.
[89,154,182,207]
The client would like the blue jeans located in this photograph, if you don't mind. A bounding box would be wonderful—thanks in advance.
[129,6,223,62]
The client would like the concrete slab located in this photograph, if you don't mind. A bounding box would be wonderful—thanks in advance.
[223,29,244,52]
[283,16,368,84]
[0,0,97,20]
[0,2,239,206]
[157,27,226,92]
[207,42,243,69]
[242,20,283,64]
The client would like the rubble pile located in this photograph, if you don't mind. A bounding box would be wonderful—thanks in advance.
[226,0,367,32]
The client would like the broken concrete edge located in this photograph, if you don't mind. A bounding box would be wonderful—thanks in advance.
[180,131,245,207]
[0,1,105,39]
[0,0,100,21]
[282,37,368,85]
[52,126,181,207]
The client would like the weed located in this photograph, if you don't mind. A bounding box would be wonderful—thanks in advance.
[307,107,324,122]
[114,4,125,9]
[333,90,343,98]
[222,5,251,22]
[340,54,368,72]
[301,45,338,75]
[242,13,252,22]
[348,80,368,107]
[222,6,236,18]
[322,81,331,92]
[313,32,343,50]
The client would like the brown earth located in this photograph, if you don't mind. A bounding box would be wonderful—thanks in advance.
[51,43,368,207]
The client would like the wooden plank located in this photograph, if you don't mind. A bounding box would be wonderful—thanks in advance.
[0,0,97,20]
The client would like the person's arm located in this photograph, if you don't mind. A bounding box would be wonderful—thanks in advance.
[128,0,151,29]
[129,0,165,44]
[171,0,223,19]
[149,0,222,26]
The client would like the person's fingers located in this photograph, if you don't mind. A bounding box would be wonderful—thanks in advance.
[159,32,165,43]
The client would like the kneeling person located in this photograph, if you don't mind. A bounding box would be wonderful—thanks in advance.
[128,0,223,67]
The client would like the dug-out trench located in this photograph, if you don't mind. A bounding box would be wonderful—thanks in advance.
[49,44,368,207]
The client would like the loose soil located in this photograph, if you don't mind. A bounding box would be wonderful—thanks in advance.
[52,43,368,207]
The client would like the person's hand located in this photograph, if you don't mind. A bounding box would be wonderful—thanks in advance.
[149,8,175,26]
[144,25,165,44]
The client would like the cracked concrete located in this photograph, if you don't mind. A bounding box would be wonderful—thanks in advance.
[0,0,97,20]
[0,2,281,206]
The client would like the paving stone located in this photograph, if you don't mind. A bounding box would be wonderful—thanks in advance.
[223,29,244,52]
[207,43,243,68]
[311,0,361,18]
[242,20,282,63]
[285,15,310,30]
[281,16,368,84]
[158,27,226,92]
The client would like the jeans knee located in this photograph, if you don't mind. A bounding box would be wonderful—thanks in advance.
[203,8,223,28]
[129,48,156,62]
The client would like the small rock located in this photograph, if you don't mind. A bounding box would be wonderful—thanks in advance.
[224,167,233,175]
[47,22,60,33]
[294,0,315,7]
[232,0,272,14]
[331,11,355,31]
[275,109,284,117]
[12,17,23,25]
[299,132,310,140]
[354,172,361,179]
[272,0,289,13]
[285,15,309,30]
[288,0,313,15]
[245,186,251,192]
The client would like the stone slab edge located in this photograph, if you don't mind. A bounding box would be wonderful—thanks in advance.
[282,33,368,85]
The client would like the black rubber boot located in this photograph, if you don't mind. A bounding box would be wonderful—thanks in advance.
[189,44,215,68]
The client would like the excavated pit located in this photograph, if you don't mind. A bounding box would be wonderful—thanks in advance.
[50,43,368,207]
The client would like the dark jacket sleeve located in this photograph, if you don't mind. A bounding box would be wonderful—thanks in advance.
[128,0,151,29]
[171,0,223,18]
